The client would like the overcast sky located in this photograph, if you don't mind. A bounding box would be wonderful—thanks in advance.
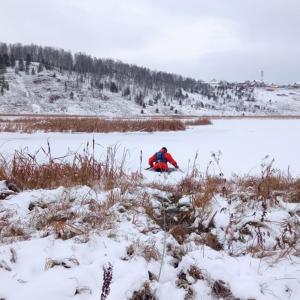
[1,0,300,83]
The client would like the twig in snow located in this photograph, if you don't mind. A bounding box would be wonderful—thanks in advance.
[10,247,17,264]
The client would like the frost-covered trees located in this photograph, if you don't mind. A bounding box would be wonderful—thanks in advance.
[0,42,203,99]
[25,54,31,74]
[18,58,25,71]
[0,55,6,73]
[0,41,257,107]
[0,76,9,95]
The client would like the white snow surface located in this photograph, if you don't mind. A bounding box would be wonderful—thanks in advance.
[0,183,299,300]
[0,119,300,179]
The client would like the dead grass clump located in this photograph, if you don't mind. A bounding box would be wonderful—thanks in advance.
[237,174,300,203]
[45,257,80,270]
[81,198,116,231]
[212,280,235,300]
[200,233,223,251]
[188,265,204,281]
[0,117,187,133]
[290,179,300,203]
[172,176,202,201]
[191,176,224,209]
[125,239,161,262]
[169,225,191,244]
[32,201,75,230]
[167,244,189,268]
[30,189,118,240]
[130,281,156,300]
[30,200,84,240]
[0,222,29,243]
[175,271,197,300]
[142,242,161,262]
[0,210,28,243]
[0,212,10,232]
[185,118,212,126]
[235,158,300,203]
[0,145,140,191]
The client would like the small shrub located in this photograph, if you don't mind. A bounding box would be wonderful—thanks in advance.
[125,239,160,262]
[130,281,156,300]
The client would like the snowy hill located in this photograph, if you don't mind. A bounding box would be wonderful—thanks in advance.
[1,65,300,116]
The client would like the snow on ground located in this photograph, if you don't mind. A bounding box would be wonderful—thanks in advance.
[0,119,300,180]
[255,87,300,114]
[0,119,300,299]
[0,182,299,300]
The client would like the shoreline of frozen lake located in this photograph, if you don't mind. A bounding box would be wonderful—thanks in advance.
[0,119,299,180]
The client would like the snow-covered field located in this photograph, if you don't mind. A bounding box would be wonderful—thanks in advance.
[0,119,299,300]
[0,119,300,178]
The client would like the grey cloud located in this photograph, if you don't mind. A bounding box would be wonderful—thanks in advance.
[0,0,299,83]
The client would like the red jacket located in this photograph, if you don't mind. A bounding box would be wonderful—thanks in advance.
[148,150,178,171]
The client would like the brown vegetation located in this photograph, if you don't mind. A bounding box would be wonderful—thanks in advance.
[0,117,211,133]
[184,117,212,126]
[125,239,161,262]
[0,144,141,191]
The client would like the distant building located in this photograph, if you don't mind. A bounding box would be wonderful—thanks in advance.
[292,82,300,88]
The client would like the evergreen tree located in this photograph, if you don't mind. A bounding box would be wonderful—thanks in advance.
[18,58,25,71]
[109,82,118,93]
[37,63,43,73]
[122,86,130,97]
[0,55,6,73]
[25,54,31,74]
[3,54,10,67]
[10,54,16,67]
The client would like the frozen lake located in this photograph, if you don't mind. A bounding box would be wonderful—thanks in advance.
[0,119,299,180]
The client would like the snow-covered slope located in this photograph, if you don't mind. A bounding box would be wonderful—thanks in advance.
[1,65,300,116]
[0,180,299,300]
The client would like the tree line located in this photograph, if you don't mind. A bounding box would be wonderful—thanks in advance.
[0,41,210,98]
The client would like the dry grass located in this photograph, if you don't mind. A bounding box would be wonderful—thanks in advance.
[0,117,190,133]
[144,159,300,254]
[0,144,141,191]
[188,265,204,280]
[125,239,161,262]
[29,189,119,240]
[0,215,29,243]
[212,280,235,300]
[191,176,225,209]
[184,117,212,126]
[236,166,300,203]
[130,281,156,300]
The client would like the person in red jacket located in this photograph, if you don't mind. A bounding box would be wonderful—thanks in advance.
[148,147,178,172]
